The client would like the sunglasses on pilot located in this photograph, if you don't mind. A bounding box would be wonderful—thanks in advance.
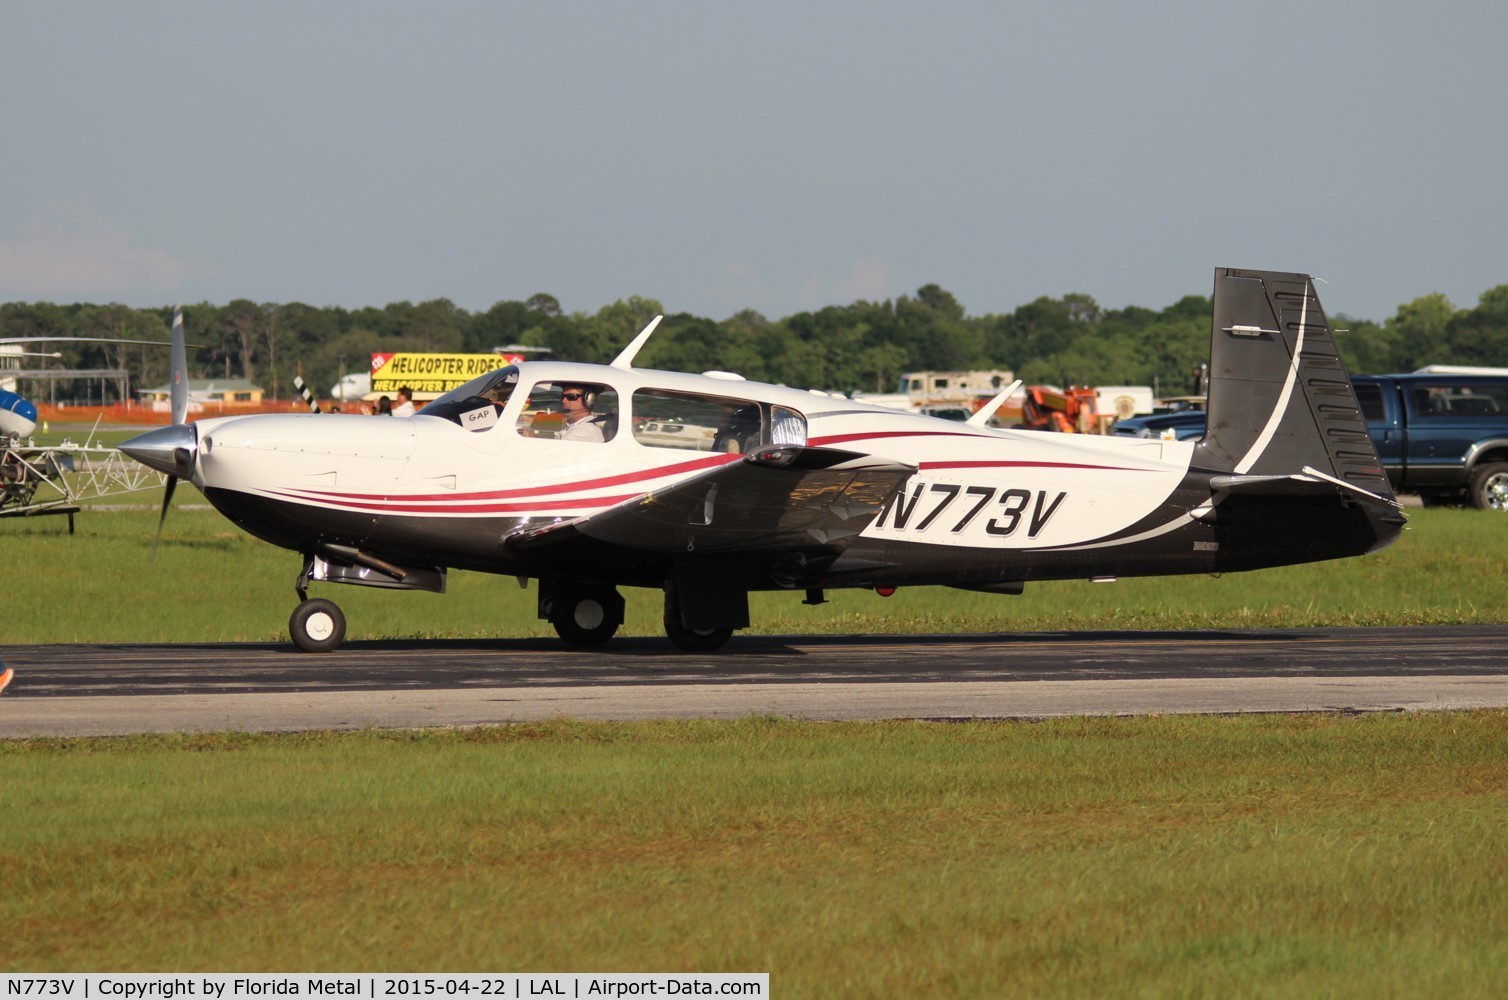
[561,392,585,401]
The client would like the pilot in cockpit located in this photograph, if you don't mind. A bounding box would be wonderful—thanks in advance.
[559,383,608,442]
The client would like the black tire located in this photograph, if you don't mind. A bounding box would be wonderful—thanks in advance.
[662,591,733,652]
[548,587,623,646]
[1469,461,1508,511]
[290,598,346,653]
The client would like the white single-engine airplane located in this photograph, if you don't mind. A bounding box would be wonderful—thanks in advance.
[121,269,1404,652]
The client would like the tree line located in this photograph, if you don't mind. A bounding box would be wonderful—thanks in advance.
[4,281,1506,404]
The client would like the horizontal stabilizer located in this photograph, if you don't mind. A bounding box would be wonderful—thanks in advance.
[506,446,915,555]
[1210,466,1401,508]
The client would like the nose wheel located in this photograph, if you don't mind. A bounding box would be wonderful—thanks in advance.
[290,598,347,653]
[290,558,347,653]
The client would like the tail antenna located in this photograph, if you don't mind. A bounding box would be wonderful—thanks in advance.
[966,379,1024,427]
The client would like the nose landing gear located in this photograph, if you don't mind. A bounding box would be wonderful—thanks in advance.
[291,558,347,652]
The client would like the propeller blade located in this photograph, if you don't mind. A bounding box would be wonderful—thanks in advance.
[152,475,178,561]
[140,308,190,560]
[170,306,188,426]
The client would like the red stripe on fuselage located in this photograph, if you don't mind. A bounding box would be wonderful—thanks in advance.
[284,452,739,504]
[264,490,642,515]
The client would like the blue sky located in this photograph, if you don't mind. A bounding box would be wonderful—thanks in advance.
[2,1,1504,323]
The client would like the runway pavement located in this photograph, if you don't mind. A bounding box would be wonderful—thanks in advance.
[2,625,1506,737]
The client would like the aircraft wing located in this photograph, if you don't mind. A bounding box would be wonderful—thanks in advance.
[505,446,915,555]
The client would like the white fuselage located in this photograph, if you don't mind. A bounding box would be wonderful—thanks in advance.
[179,361,1212,588]
[186,362,1200,575]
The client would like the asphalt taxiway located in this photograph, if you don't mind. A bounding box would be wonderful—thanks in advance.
[2,625,1506,737]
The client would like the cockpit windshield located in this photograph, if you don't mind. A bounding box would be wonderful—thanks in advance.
[432,366,520,408]
[420,366,520,426]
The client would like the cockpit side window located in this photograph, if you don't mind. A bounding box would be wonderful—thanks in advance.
[516,381,618,443]
[630,389,807,453]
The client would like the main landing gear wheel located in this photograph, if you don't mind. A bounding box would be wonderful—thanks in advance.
[548,586,624,646]
[662,592,733,652]
[290,598,346,653]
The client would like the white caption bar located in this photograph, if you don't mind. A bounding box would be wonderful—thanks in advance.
[0,975,768,1000]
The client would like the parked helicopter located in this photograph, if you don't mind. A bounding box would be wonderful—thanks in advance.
[121,269,1404,652]
[2,330,180,527]
[1,332,184,438]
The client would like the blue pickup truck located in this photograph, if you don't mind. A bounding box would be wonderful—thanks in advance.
[1112,372,1508,509]
[1353,373,1508,510]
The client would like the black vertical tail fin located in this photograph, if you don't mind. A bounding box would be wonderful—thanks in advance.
[1197,268,1394,501]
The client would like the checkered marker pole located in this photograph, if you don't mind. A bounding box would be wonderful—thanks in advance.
[293,376,321,414]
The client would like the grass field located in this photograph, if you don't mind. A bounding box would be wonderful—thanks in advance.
[5,714,1508,994]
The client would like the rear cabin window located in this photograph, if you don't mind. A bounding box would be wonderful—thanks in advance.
[1411,382,1508,419]
[631,389,807,453]
[515,381,618,443]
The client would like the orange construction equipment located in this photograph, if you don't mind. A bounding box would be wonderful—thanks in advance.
[1018,385,1103,433]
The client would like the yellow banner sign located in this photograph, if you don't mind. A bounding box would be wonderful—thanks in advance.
[370,353,514,395]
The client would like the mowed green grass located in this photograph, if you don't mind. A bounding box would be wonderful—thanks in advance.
[1,498,1505,644]
[5,714,1508,995]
